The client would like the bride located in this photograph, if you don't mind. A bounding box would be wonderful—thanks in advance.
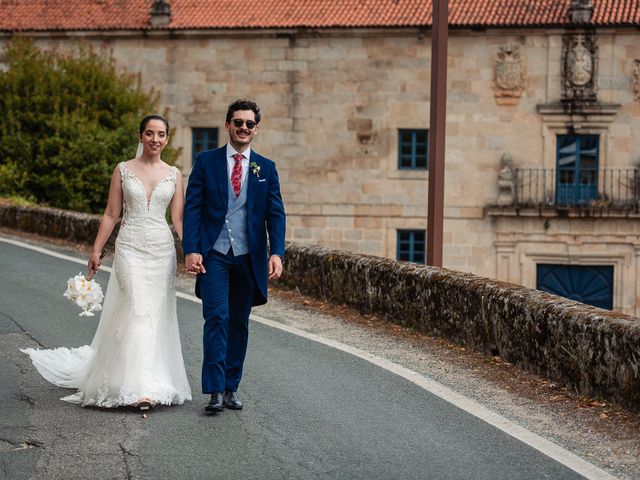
[22,114,192,410]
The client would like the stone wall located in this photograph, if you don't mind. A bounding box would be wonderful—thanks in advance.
[280,243,640,410]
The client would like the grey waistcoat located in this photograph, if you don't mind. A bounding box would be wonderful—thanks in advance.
[212,174,249,256]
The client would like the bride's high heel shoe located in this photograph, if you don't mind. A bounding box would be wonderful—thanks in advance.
[135,398,154,411]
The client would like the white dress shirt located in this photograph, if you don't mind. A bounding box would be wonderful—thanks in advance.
[226,144,250,187]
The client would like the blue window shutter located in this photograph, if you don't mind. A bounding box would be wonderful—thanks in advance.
[192,128,219,165]
[556,134,599,205]
[537,264,613,310]
[398,129,428,170]
[397,230,426,263]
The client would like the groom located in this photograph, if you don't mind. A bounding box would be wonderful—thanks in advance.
[183,99,286,414]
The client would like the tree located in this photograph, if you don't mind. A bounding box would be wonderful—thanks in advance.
[0,38,179,213]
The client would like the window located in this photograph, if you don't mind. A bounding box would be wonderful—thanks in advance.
[397,230,426,263]
[536,264,613,310]
[398,129,428,169]
[192,128,218,164]
[556,134,599,205]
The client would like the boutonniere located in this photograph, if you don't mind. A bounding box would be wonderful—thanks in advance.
[249,162,261,177]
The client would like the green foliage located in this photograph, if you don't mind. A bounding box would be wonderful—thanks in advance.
[0,194,36,206]
[0,38,179,213]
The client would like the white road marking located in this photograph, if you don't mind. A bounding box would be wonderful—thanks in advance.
[0,236,113,273]
[0,235,619,480]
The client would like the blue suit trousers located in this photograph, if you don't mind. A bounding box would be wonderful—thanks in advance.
[200,249,256,394]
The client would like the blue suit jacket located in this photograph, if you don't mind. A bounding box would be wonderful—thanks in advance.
[182,146,286,306]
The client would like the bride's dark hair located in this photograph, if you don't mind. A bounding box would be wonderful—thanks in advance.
[139,114,169,135]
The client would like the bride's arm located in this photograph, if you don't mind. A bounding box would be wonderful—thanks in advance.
[88,166,123,279]
[170,170,185,241]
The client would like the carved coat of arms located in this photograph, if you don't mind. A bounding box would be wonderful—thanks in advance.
[562,33,598,102]
[567,36,592,86]
[493,45,526,105]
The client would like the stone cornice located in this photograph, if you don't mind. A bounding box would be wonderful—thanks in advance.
[536,102,621,125]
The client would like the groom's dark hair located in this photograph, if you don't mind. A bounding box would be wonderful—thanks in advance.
[226,99,261,124]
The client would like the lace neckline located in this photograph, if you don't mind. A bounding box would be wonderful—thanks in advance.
[120,162,175,209]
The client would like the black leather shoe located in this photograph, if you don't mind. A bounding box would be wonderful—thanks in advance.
[205,392,224,413]
[223,391,243,410]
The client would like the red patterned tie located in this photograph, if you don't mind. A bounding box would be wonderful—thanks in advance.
[231,153,243,197]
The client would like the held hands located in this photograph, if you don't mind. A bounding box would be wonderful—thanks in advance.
[185,253,206,275]
[268,255,283,281]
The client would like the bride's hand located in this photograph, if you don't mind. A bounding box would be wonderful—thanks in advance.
[88,252,101,280]
[185,253,206,275]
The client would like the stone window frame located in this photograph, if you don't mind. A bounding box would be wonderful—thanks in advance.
[538,108,616,172]
[536,121,613,208]
[386,128,429,180]
[520,248,631,312]
[536,263,614,310]
[384,218,427,260]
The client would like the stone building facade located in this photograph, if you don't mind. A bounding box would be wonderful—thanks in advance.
[2,1,640,314]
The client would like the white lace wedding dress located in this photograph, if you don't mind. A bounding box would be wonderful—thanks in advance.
[22,162,192,407]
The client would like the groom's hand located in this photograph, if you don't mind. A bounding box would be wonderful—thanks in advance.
[185,253,206,275]
[268,255,283,281]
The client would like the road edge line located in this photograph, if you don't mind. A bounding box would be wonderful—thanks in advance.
[248,314,617,480]
[1,235,618,480]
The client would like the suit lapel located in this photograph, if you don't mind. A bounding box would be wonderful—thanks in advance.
[214,149,228,207]
[247,154,262,215]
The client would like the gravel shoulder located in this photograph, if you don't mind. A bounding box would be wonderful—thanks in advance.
[3,227,639,480]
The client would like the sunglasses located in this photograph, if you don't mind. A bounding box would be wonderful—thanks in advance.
[231,119,257,129]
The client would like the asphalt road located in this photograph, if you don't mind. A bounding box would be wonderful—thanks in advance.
[0,237,592,479]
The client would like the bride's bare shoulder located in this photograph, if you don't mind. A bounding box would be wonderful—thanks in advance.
[159,160,177,175]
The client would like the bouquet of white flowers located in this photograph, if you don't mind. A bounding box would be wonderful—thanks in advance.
[63,273,104,317]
